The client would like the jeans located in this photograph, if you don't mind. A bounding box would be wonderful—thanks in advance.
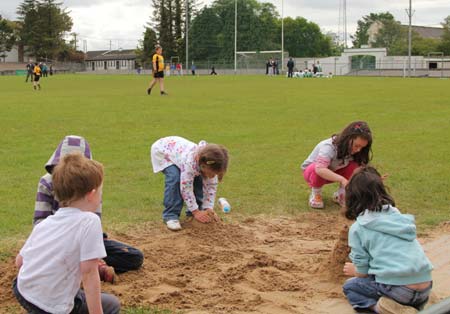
[162,165,203,221]
[13,278,120,314]
[343,276,431,311]
[103,238,144,273]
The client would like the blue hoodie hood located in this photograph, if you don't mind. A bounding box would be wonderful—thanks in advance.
[357,206,417,242]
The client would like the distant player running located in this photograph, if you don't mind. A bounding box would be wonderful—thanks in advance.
[147,45,168,96]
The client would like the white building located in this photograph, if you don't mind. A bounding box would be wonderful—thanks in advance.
[85,49,137,73]
[292,47,450,77]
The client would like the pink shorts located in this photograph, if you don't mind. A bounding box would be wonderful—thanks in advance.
[303,161,359,188]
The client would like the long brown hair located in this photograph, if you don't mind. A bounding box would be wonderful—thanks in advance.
[344,166,395,220]
[332,121,372,165]
[197,144,228,181]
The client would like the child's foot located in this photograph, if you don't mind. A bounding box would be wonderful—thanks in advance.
[332,191,345,207]
[166,219,182,231]
[147,87,152,95]
[309,192,324,209]
[377,297,418,314]
[98,260,116,284]
[160,91,168,96]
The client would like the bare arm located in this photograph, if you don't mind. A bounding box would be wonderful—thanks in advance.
[81,259,103,314]
[15,254,23,269]
[315,167,348,186]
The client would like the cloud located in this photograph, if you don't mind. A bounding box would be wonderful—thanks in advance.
[2,0,448,50]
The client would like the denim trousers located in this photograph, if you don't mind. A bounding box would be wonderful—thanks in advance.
[162,165,203,221]
[12,278,121,314]
[343,276,431,311]
[103,238,144,273]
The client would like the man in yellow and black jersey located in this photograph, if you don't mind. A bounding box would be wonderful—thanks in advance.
[33,62,42,90]
[147,45,168,96]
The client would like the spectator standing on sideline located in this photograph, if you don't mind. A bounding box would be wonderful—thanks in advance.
[42,63,48,77]
[210,66,217,75]
[191,63,196,75]
[25,61,34,83]
[287,58,295,78]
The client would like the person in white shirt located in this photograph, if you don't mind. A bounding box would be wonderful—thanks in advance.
[13,153,120,314]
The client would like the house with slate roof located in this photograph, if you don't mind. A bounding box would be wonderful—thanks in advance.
[85,49,137,72]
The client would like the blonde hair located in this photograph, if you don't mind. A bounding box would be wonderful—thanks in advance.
[53,153,104,207]
[197,144,228,180]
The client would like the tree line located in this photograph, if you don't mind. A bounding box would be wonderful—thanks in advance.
[1,0,449,64]
[137,0,340,65]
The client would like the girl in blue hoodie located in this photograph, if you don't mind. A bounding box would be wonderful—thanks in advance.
[342,166,432,313]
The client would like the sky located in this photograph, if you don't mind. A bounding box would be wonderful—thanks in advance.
[1,0,448,51]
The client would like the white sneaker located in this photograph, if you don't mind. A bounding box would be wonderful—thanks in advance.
[166,219,182,231]
[309,192,324,209]
[332,191,345,207]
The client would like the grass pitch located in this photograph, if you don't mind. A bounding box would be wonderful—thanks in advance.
[1,74,449,248]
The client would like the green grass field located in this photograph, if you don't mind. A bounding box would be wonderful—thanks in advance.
[1,74,449,252]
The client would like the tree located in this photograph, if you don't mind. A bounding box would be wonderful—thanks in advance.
[372,18,404,54]
[352,12,396,48]
[439,15,450,55]
[16,0,73,60]
[136,26,158,66]
[189,0,280,62]
[283,17,332,57]
[0,15,16,62]
[188,6,222,61]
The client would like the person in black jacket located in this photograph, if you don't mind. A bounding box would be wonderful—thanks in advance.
[287,58,295,78]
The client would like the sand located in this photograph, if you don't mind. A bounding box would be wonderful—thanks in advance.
[1,212,449,314]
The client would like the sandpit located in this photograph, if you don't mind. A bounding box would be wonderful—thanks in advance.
[1,212,449,314]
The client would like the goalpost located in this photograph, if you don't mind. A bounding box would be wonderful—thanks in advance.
[236,50,288,74]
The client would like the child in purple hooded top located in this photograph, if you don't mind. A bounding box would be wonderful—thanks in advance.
[34,135,144,276]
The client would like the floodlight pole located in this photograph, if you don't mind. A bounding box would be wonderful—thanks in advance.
[281,0,284,73]
[234,0,237,74]
[407,0,413,78]
[185,0,189,72]
[344,0,347,48]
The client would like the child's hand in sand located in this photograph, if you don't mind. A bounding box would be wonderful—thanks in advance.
[192,209,212,223]
[206,208,220,222]
[343,262,356,276]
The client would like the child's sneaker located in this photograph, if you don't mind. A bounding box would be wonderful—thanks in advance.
[309,192,324,209]
[147,87,152,95]
[377,297,418,314]
[160,91,168,96]
[98,260,116,284]
[332,191,345,207]
[166,219,182,231]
